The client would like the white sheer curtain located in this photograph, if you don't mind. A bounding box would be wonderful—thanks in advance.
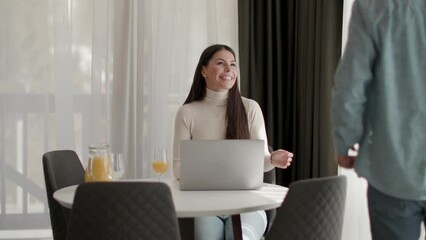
[0,0,238,238]
[110,0,239,179]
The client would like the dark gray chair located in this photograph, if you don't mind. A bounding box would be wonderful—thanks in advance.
[266,175,347,240]
[66,182,181,240]
[263,146,277,234]
[42,150,85,240]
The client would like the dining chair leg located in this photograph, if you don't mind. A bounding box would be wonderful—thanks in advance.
[231,214,243,240]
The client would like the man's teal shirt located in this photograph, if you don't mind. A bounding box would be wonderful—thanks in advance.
[333,0,426,200]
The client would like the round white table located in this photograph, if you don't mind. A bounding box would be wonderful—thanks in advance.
[54,178,288,239]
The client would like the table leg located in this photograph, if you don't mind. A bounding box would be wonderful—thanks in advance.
[231,214,243,240]
[178,218,194,240]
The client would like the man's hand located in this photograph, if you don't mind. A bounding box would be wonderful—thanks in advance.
[336,155,356,169]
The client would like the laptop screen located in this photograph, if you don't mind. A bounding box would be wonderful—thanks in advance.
[179,139,264,190]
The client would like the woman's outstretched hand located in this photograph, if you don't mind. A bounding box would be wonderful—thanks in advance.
[271,150,293,169]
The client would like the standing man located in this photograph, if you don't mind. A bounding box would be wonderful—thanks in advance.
[332,0,426,239]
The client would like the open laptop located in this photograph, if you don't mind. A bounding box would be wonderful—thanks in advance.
[180,139,264,190]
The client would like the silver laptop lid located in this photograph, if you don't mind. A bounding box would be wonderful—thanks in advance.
[180,139,264,190]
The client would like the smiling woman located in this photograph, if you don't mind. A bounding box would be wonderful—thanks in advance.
[172,44,294,240]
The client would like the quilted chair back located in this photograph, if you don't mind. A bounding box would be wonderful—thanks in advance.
[66,182,181,240]
[43,150,85,240]
[266,175,347,240]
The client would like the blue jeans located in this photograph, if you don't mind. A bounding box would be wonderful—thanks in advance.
[367,185,426,240]
[194,211,267,240]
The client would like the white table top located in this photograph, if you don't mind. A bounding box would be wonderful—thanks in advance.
[53,178,288,218]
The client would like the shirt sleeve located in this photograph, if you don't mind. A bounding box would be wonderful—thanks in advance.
[332,1,375,155]
[246,99,274,172]
[172,106,192,179]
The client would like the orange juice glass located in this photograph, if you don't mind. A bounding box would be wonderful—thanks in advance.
[152,161,168,174]
[152,148,168,180]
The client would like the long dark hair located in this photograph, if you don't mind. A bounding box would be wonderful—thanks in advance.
[183,44,250,139]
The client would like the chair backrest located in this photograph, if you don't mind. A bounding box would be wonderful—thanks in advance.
[66,182,181,240]
[266,175,347,240]
[42,150,85,240]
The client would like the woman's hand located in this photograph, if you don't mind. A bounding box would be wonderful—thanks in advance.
[271,149,293,169]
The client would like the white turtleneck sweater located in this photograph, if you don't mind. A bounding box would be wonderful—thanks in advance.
[173,88,274,179]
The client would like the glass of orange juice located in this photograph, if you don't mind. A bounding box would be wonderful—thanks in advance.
[152,148,168,181]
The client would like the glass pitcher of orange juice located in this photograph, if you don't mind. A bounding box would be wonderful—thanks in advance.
[84,143,112,182]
